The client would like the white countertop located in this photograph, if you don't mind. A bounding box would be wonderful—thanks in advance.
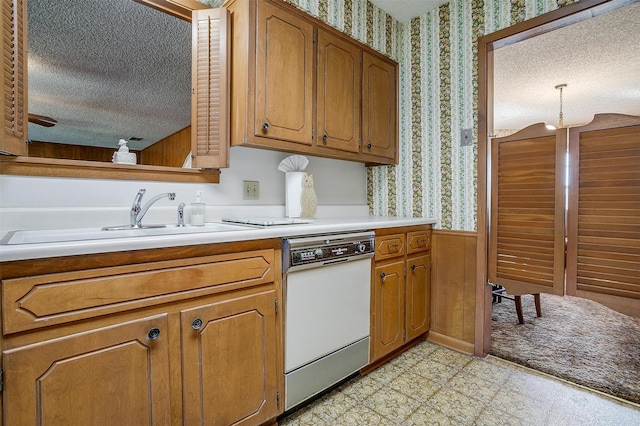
[0,216,437,262]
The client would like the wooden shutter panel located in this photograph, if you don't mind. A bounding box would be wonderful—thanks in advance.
[191,7,229,168]
[566,114,640,316]
[1,0,28,156]
[489,124,566,296]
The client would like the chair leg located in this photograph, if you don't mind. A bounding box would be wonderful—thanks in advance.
[514,295,524,324]
[534,293,542,317]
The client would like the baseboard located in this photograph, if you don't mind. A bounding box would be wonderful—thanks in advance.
[427,331,474,355]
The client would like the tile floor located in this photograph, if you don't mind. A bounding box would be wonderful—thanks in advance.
[279,341,640,425]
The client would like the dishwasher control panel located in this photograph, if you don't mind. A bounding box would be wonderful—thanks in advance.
[283,231,375,271]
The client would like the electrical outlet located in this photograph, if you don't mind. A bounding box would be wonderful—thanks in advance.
[461,128,473,146]
[243,180,259,200]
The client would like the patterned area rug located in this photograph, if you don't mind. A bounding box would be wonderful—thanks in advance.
[490,293,640,404]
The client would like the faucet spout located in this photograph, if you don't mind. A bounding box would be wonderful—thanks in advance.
[130,189,176,227]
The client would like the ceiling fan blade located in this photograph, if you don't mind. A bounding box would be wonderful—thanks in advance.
[28,113,57,127]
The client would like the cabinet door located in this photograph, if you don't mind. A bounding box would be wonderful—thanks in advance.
[406,253,431,341]
[362,52,397,161]
[316,29,361,153]
[372,260,405,361]
[255,0,313,145]
[181,289,280,425]
[192,7,230,168]
[3,315,171,426]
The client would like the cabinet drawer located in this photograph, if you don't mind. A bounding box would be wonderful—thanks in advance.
[375,234,405,260]
[2,249,275,334]
[407,231,431,254]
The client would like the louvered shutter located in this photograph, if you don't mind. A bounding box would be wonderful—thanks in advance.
[566,114,640,313]
[1,0,28,156]
[191,8,229,168]
[489,124,566,296]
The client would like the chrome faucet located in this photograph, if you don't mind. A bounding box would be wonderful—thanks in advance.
[130,189,176,228]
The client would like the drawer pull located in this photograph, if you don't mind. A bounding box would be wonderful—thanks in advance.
[387,243,400,251]
[417,239,427,244]
[380,272,386,280]
[147,327,161,341]
[192,318,203,330]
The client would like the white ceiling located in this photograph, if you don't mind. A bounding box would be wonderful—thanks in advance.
[27,0,640,151]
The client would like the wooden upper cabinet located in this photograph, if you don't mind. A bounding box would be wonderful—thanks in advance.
[192,7,231,168]
[316,29,361,154]
[255,0,313,145]
[1,0,28,156]
[363,52,397,162]
[226,0,398,166]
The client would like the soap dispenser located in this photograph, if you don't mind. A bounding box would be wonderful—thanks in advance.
[191,190,205,226]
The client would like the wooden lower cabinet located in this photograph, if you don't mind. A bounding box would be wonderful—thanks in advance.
[181,290,280,425]
[371,226,432,363]
[3,314,172,425]
[0,241,283,426]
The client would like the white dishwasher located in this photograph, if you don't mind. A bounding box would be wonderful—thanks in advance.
[282,231,374,411]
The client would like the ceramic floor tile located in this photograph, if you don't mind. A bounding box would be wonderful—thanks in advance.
[412,358,462,384]
[337,375,384,403]
[429,346,474,368]
[279,341,640,426]
[388,370,444,402]
[332,404,386,425]
[363,386,423,423]
[421,386,487,424]
[462,357,513,385]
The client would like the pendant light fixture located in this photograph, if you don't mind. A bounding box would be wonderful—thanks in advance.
[555,83,567,128]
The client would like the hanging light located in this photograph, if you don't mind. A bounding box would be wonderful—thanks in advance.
[555,83,567,128]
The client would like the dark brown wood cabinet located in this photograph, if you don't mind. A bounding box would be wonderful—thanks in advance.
[371,226,432,362]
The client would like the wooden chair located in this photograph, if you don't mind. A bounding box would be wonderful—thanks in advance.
[492,285,541,324]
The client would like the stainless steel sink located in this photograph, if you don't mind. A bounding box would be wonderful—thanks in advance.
[1,222,254,245]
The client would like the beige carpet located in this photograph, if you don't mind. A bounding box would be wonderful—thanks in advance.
[490,293,640,404]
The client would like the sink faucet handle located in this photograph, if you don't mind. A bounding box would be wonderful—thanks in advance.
[177,203,186,227]
[130,189,147,226]
[168,192,176,201]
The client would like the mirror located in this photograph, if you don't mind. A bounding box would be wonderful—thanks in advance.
[27,0,192,166]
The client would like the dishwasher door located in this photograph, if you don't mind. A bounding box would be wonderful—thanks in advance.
[284,257,371,373]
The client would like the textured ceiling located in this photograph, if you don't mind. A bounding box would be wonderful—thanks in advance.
[27,0,640,151]
[493,2,640,130]
[27,0,192,150]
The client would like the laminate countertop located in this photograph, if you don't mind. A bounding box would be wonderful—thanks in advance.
[0,216,437,262]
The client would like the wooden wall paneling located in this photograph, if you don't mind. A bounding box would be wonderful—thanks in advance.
[429,230,476,354]
[140,126,191,167]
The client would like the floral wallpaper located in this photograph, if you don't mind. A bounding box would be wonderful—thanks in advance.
[281,0,571,231]
[210,0,571,230]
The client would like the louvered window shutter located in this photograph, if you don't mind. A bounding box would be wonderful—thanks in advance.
[191,8,229,169]
[489,124,566,296]
[1,0,28,156]
[566,114,640,309]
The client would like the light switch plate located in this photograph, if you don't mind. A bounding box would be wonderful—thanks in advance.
[461,128,473,146]
[243,180,259,200]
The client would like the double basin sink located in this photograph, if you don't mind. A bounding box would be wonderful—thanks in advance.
[1,222,254,245]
